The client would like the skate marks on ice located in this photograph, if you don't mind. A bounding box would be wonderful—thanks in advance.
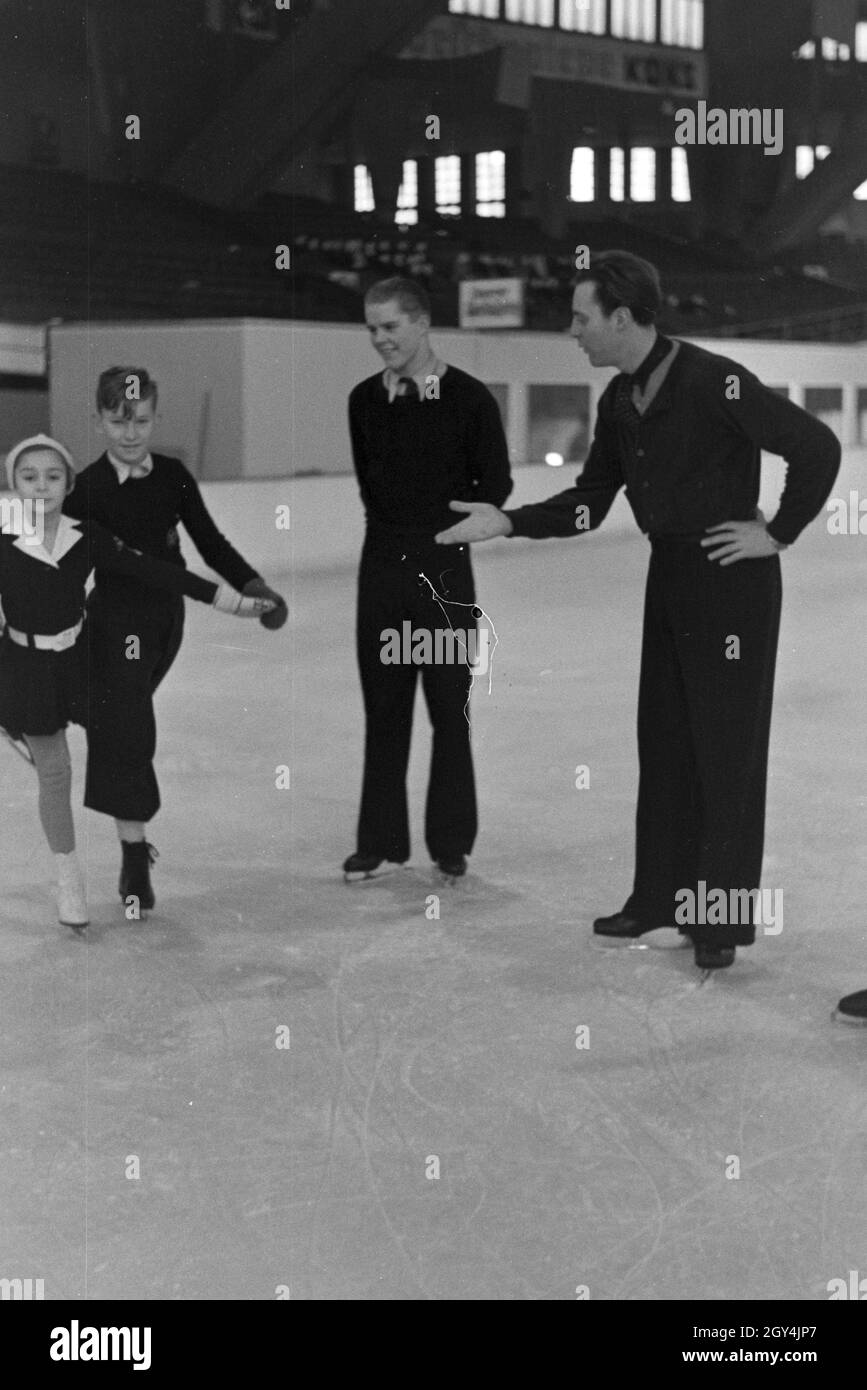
[336,861,521,918]
[280,918,852,1300]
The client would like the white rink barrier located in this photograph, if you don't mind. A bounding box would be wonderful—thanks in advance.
[44,319,866,576]
[198,447,866,579]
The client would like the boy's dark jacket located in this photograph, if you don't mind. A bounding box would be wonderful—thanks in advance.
[64,452,258,605]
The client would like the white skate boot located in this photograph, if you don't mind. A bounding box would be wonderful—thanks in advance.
[55,851,89,928]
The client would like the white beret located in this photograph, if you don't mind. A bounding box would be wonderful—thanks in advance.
[5,433,76,492]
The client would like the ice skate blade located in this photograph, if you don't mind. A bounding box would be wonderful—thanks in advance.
[832,1007,867,1026]
[343,862,408,885]
[591,930,688,951]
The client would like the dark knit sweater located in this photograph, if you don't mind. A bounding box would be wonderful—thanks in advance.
[348,365,512,539]
[505,341,841,545]
[63,453,259,606]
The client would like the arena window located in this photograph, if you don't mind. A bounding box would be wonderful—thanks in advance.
[528,385,591,467]
[610,0,656,43]
[476,151,506,217]
[448,0,501,17]
[504,0,556,25]
[799,36,852,59]
[570,147,596,202]
[855,177,867,200]
[796,145,831,178]
[857,21,867,60]
[805,386,843,435]
[559,0,606,33]
[436,156,462,216]
[354,165,374,213]
[610,147,625,201]
[671,147,691,201]
[660,0,703,50]
[821,36,851,58]
[630,147,656,201]
[396,161,419,226]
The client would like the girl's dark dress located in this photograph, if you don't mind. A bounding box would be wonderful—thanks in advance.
[0,515,217,739]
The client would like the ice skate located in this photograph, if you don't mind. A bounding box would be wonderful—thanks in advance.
[694,943,736,970]
[119,840,159,912]
[833,989,867,1025]
[342,852,407,883]
[55,851,88,929]
[436,854,467,884]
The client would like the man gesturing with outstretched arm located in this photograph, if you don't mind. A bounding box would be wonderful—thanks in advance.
[435,251,840,971]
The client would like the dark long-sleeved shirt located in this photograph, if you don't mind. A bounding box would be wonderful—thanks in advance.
[504,341,841,546]
[348,365,512,539]
[0,516,217,635]
[63,453,259,606]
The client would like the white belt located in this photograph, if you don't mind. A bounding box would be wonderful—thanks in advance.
[7,619,83,652]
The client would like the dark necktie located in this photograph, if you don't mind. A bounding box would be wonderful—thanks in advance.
[397,376,420,401]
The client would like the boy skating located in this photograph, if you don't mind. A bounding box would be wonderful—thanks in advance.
[63,367,287,911]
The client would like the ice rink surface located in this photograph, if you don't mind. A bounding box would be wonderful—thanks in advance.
[2,486,866,1301]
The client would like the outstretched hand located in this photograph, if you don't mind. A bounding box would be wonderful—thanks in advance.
[701,519,784,566]
[213,584,278,618]
[435,501,513,546]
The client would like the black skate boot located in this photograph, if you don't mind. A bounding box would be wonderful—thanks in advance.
[342,853,406,883]
[834,988,867,1024]
[694,943,735,970]
[593,912,659,939]
[119,841,159,912]
[436,855,467,881]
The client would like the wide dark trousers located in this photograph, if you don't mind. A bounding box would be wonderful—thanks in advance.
[83,590,185,822]
[621,539,782,947]
[355,537,477,863]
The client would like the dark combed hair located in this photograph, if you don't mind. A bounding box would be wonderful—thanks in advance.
[574,250,662,326]
[364,277,431,320]
[96,366,159,416]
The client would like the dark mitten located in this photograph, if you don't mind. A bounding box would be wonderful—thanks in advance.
[243,577,288,630]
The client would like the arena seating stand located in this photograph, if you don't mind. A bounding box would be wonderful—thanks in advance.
[2,164,864,341]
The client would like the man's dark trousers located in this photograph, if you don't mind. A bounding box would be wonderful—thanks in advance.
[83,589,185,822]
[355,536,477,863]
[622,537,783,948]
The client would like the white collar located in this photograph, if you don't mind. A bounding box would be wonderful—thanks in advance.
[108,451,154,484]
[384,359,448,403]
[1,511,83,568]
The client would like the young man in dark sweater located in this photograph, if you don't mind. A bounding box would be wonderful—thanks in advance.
[63,366,287,911]
[435,251,841,970]
[344,277,512,881]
